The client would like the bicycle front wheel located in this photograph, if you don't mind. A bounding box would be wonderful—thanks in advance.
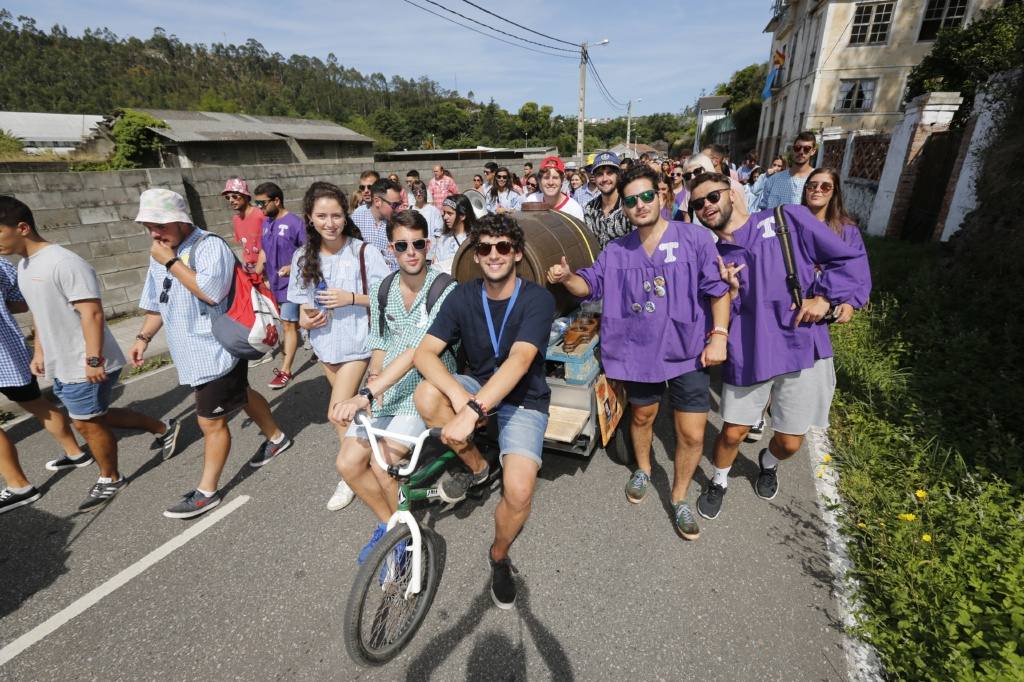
[343,525,445,666]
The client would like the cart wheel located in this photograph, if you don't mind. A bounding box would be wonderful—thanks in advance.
[608,419,634,466]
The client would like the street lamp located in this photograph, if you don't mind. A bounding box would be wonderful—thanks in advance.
[576,38,610,165]
[626,98,642,159]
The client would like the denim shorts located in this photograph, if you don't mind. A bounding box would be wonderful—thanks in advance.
[53,369,122,420]
[279,301,300,322]
[624,368,711,413]
[454,374,547,468]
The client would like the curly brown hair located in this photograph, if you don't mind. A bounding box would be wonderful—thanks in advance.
[470,213,525,253]
[298,182,361,288]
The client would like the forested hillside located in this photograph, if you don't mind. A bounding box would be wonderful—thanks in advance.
[0,11,695,152]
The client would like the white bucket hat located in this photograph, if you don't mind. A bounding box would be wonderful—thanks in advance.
[135,188,192,225]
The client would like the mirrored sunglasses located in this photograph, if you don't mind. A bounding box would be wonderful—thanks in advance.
[622,189,657,209]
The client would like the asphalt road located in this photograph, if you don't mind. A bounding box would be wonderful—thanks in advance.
[0,350,848,681]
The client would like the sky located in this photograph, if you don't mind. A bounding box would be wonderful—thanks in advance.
[5,0,773,119]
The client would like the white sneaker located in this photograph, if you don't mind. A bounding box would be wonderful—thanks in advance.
[326,480,355,511]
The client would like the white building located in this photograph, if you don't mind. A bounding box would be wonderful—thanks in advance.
[693,96,729,153]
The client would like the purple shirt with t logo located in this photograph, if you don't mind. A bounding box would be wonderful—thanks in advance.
[261,212,306,303]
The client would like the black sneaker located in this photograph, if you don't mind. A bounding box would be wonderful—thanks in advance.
[249,434,294,468]
[78,476,128,512]
[45,451,94,471]
[697,482,727,520]
[489,549,518,610]
[437,463,490,504]
[744,418,766,443]
[155,418,181,460]
[0,486,41,514]
[755,449,779,500]
[163,489,222,519]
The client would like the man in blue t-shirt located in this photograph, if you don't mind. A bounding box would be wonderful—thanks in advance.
[414,214,555,611]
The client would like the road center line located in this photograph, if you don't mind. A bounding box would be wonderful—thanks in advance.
[0,495,250,667]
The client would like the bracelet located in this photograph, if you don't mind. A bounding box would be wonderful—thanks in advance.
[136,333,152,343]
[707,327,728,339]
[164,257,180,270]
[467,398,487,418]
[351,292,355,306]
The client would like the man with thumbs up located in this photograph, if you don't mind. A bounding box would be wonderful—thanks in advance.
[547,165,731,541]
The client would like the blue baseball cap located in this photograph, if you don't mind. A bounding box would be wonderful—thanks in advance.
[591,151,620,171]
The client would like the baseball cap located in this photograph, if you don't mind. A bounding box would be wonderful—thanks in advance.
[539,156,565,173]
[135,188,192,225]
[221,177,251,197]
[591,151,621,172]
[565,161,578,170]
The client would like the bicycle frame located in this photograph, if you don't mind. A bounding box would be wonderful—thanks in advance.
[355,413,455,599]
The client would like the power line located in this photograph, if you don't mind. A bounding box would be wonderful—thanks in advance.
[456,0,579,47]
[412,0,580,53]
[399,0,577,60]
[586,53,626,108]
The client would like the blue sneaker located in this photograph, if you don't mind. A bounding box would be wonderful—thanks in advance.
[379,540,409,585]
[358,522,387,564]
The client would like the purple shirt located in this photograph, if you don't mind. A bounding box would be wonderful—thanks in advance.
[716,205,870,387]
[840,224,871,309]
[261,212,306,302]
[577,221,729,382]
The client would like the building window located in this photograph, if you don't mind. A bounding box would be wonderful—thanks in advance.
[836,79,877,112]
[849,2,895,45]
[919,0,968,41]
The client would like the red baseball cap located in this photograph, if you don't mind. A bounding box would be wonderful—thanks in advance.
[539,156,565,173]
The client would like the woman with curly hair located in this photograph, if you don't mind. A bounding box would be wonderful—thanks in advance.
[287,181,390,511]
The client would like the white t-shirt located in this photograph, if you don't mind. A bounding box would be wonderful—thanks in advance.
[17,243,125,382]
[525,192,585,221]
[411,203,445,241]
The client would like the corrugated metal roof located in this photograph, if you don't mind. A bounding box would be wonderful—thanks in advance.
[133,109,374,144]
[696,96,729,111]
[0,111,103,143]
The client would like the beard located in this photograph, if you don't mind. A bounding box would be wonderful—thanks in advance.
[700,201,733,231]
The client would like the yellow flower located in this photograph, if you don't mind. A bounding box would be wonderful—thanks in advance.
[822,454,832,463]
[897,513,917,522]
[857,522,867,529]
[921,533,932,543]
[915,489,927,500]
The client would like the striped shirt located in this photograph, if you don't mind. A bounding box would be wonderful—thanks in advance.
[0,258,32,388]
[139,228,237,387]
[756,170,811,211]
[351,205,395,271]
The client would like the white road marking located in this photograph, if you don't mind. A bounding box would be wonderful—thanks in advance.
[0,495,250,667]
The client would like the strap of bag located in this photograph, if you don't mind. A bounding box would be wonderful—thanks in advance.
[358,242,369,329]
[190,232,237,315]
[376,271,399,337]
[375,271,454,337]
[773,206,804,309]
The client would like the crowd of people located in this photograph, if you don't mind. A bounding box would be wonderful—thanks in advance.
[0,130,870,609]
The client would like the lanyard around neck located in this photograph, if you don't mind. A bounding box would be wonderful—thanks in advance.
[482,278,522,359]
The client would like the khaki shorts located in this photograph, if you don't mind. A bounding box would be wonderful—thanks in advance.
[721,357,836,436]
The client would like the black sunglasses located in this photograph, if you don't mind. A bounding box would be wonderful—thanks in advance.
[496,174,509,180]
[253,199,273,208]
[688,188,729,212]
[475,241,514,256]
[359,183,374,191]
[392,239,427,253]
[682,169,707,182]
[159,276,172,303]
[378,199,402,210]
[622,189,657,209]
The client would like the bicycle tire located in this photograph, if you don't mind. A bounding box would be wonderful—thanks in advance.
[608,418,634,466]
[343,525,445,666]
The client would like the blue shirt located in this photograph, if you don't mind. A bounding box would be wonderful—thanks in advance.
[351,205,395,271]
[140,228,238,387]
[756,170,810,211]
[573,185,600,207]
[0,258,32,388]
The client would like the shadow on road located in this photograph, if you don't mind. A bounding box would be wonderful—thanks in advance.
[0,505,73,620]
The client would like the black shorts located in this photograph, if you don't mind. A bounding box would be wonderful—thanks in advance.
[194,361,249,419]
[624,368,711,413]
[0,377,41,403]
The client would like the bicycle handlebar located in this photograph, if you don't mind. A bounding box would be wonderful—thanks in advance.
[355,412,443,478]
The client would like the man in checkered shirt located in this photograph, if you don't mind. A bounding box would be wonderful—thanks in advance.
[330,209,456,563]
[351,178,401,271]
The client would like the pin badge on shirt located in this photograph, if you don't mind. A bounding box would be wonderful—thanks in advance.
[654,286,666,298]
[643,280,652,293]
[645,301,656,313]
[653,276,665,288]
[631,303,642,313]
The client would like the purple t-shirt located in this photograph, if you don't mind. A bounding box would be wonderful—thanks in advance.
[261,212,306,302]
[716,205,871,387]
[576,221,729,383]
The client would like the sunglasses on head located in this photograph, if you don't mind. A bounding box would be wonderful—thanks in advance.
[392,239,427,253]
[475,240,515,256]
[159,276,172,304]
[622,189,657,209]
[806,180,834,193]
[688,188,729,212]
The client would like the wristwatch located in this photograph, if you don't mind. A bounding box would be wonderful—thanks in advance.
[358,386,374,404]
[86,355,104,368]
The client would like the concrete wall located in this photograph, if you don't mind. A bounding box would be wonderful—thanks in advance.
[0,156,516,320]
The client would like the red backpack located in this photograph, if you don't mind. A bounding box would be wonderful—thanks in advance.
[194,233,280,360]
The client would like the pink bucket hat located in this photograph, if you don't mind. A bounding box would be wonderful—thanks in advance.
[135,188,192,225]
[221,177,250,196]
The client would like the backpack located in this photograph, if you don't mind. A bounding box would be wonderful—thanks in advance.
[194,232,281,360]
[376,270,455,336]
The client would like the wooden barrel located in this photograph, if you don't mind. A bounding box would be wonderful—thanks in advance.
[453,204,601,315]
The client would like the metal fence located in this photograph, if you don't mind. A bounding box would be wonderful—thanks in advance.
[848,134,890,182]
[822,139,846,171]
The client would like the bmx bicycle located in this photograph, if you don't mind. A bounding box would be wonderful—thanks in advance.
[342,412,485,666]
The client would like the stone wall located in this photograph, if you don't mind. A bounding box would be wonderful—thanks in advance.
[0,157,517,321]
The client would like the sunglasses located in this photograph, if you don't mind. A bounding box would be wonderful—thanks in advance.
[496,174,509,180]
[392,239,427,253]
[672,172,684,178]
[159,276,172,304]
[378,199,402,210]
[253,199,272,208]
[793,144,815,153]
[359,184,374,191]
[224,193,245,202]
[475,241,514,256]
[682,169,708,182]
[806,181,834,193]
[622,189,657,209]
[688,188,729,212]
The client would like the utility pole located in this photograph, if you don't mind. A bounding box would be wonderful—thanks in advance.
[576,39,609,165]
[626,97,642,159]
